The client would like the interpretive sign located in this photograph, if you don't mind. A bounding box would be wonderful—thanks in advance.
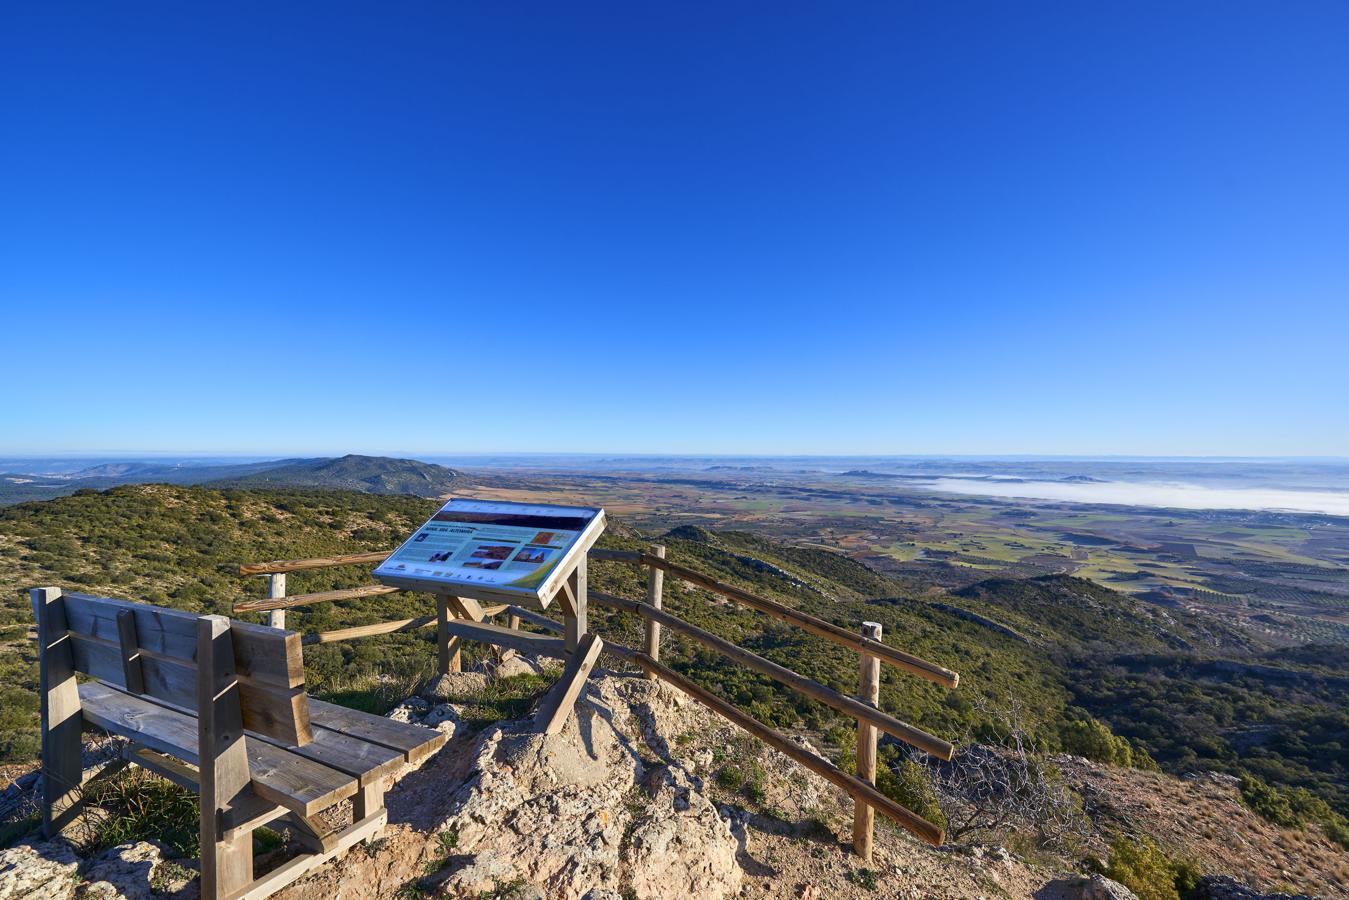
[373,498,605,607]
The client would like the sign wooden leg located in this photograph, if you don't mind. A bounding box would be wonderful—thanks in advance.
[437,595,462,675]
[535,633,603,734]
[559,559,587,652]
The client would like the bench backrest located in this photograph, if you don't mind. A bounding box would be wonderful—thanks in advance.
[35,590,312,746]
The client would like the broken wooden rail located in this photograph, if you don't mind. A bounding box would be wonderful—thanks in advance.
[235,541,960,852]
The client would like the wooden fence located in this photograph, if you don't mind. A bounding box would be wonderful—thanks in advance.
[235,543,960,853]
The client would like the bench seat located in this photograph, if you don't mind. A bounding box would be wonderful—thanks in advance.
[37,588,450,900]
[79,681,447,814]
[81,682,356,817]
[308,699,448,766]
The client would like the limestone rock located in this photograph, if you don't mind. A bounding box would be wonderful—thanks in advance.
[1079,874,1140,900]
[80,842,196,900]
[385,696,431,724]
[0,838,79,900]
[422,672,488,702]
[423,703,461,735]
[627,766,739,900]
[436,674,742,900]
[492,654,547,679]
[1190,876,1316,900]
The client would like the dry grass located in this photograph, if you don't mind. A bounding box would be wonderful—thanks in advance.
[1057,757,1349,898]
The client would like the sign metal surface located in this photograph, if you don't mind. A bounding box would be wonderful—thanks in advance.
[373,498,605,607]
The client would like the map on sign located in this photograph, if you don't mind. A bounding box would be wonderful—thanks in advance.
[373,498,605,605]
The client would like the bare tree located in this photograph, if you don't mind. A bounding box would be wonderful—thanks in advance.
[918,696,1088,848]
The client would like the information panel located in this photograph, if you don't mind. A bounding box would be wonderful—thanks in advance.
[373,498,605,606]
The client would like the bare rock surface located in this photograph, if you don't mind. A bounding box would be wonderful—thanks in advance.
[278,672,741,900]
[0,838,194,900]
[1192,875,1320,900]
[0,838,80,900]
[423,672,489,701]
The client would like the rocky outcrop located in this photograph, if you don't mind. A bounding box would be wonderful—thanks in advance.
[431,675,741,899]
[0,838,80,900]
[1190,876,1318,900]
[0,840,195,900]
[274,670,743,900]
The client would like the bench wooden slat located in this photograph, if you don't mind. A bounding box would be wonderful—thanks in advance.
[79,682,355,817]
[255,727,403,786]
[68,632,311,746]
[63,593,197,661]
[307,699,447,765]
[61,593,304,689]
[69,632,195,708]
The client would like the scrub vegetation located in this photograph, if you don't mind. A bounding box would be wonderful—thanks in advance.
[0,482,1345,863]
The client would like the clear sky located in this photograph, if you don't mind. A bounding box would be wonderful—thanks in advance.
[2,2,1346,457]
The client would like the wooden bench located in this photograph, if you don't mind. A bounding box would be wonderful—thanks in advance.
[32,587,448,900]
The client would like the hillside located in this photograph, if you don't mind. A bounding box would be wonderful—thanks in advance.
[0,486,1344,896]
[207,454,459,496]
[0,455,459,505]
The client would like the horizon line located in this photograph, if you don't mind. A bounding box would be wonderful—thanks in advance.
[3,451,1349,463]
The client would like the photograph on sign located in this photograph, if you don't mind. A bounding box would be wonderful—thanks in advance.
[374,498,604,603]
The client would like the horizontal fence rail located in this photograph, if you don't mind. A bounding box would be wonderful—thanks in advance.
[591,590,953,759]
[235,584,400,615]
[239,550,393,576]
[235,540,960,849]
[592,548,959,688]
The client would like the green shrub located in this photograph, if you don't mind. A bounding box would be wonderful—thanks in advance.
[875,750,946,831]
[1103,835,1201,900]
[743,763,768,804]
[1323,817,1349,851]
[1060,716,1138,768]
[0,687,39,763]
[1239,773,1299,827]
[715,767,743,791]
[1238,773,1349,850]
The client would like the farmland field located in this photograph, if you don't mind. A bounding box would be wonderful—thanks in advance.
[452,457,1349,647]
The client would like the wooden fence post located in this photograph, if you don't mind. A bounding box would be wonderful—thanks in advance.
[643,545,665,677]
[853,620,883,860]
[267,573,287,630]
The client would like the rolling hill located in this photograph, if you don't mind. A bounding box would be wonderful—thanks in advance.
[0,455,459,504]
[206,454,459,496]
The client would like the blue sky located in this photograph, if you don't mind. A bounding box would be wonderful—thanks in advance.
[2,2,1346,457]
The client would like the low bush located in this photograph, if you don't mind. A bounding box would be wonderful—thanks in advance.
[1104,835,1201,900]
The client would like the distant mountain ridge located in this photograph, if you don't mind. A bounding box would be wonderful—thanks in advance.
[0,454,458,503]
[208,454,459,496]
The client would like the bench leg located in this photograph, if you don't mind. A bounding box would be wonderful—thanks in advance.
[35,588,84,838]
[199,616,254,900]
[353,779,385,821]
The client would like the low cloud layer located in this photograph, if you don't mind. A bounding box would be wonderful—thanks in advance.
[922,478,1349,517]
